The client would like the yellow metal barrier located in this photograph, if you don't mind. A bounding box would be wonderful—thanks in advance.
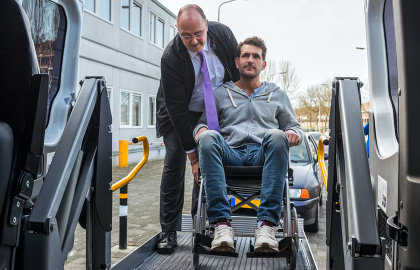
[119,140,129,167]
[318,135,329,189]
[111,136,149,192]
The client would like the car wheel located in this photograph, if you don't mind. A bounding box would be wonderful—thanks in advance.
[304,205,319,232]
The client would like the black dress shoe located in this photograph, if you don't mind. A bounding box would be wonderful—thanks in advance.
[156,231,177,254]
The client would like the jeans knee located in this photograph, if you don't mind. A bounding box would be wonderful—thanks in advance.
[263,129,289,151]
[198,130,222,152]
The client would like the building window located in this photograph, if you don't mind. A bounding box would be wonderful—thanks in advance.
[98,0,111,21]
[132,94,142,126]
[120,90,143,127]
[121,0,130,30]
[85,0,95,12]
[169,25,176,42]
[132,2,142,36]
[85,0,112,21]
[121,0,142,37]
[148,95,156,127]
[120,91,129,125]
[149,12,164,48]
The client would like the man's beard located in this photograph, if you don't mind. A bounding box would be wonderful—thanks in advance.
[240,69,259,79]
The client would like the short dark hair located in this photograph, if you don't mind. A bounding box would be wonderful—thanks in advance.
[177,4,206,24]
[237,36,267,60]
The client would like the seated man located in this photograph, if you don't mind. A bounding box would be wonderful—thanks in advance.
[193,36,303,253]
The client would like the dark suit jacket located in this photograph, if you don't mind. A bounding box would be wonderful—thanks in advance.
[156,21,239,151]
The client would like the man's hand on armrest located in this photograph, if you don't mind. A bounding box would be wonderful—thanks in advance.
[285,129,299,147]
[194,127,209,142]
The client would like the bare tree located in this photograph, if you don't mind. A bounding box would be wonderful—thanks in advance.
[278,60,300,96]
[295,81,332,131]
[260,59,300,99]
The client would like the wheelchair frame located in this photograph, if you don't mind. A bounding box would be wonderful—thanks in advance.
[192,165,299,270]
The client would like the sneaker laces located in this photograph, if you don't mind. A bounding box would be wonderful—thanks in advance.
[215,225,233,238]
[256,225,275,239]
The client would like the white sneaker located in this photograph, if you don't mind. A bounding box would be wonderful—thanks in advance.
[254,225,279,253]
[211,225,235,252]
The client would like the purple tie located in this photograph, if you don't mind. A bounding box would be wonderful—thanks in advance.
[198,50,220,132]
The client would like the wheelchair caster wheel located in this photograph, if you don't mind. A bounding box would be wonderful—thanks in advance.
[286,242,297,270]
[193,252,199,269]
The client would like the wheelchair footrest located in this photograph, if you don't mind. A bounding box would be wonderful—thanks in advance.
[194,244,239,257]
[246,237,293,258]
[193,232,238,257]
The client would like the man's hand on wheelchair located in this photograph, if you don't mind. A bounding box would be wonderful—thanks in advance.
[286,129,299,147]
[187,150,201,186]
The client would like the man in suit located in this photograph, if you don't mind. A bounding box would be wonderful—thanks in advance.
[155,4,239,254]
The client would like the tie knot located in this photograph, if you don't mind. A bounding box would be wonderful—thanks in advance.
[198,50,205,59]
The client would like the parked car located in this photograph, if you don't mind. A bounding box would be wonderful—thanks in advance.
[289,135,322,232]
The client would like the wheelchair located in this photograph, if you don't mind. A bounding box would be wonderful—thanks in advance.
[192,164,299,270]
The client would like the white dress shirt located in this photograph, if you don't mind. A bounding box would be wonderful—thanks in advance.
[188,38,225,112]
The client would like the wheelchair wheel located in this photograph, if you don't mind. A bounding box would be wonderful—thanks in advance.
[291,206,299,251]
[286,241,297,270]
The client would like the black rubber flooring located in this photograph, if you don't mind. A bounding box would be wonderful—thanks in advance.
[136,216,317,270]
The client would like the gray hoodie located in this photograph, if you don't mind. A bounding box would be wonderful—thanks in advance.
[193,81,303,147]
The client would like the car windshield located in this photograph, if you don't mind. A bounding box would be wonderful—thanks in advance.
[310,132,321,142]
[290,140,310,163]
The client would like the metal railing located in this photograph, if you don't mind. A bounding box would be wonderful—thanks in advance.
[111,136,149,192]
[317,135,329,188]
[111,136,149,249]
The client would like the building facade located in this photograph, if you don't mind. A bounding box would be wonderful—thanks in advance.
[79,0,176,165]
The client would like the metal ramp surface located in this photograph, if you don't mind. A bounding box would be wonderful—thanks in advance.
[113,215,317,270]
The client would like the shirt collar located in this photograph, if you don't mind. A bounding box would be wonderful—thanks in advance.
[187,38,210,59]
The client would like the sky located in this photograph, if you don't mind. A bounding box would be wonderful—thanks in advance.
[158,0,368,95]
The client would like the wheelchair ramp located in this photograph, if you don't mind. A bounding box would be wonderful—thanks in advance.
[113,215,317,270]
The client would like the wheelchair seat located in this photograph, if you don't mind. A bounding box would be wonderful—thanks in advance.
[224,166,264,212]
[224,166,263,184]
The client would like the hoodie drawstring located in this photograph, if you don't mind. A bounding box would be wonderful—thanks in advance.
[226,88,237,108]
[267,92,273,103]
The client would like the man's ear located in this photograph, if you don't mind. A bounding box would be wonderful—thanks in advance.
[205,19,209,31]
[235,57,239,69]
[262,60,267,70]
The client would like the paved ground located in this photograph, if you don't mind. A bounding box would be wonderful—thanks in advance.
[65,159,327,269]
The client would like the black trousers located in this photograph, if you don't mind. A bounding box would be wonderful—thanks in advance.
[159,114,201,232]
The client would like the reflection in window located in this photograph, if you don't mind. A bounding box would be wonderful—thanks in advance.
[384,0,399,138]
[132,94,142,126]
[22,0,66,125]
[120,91,129,125]
[290,140,310,163]
[132,3,142,36]
[149,96,156,126]
[98,0,111,21]
[121,0,130,30]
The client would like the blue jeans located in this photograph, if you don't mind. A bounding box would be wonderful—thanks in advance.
[198,129,289,226]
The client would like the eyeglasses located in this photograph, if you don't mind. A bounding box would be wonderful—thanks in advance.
[180,31,205,40]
